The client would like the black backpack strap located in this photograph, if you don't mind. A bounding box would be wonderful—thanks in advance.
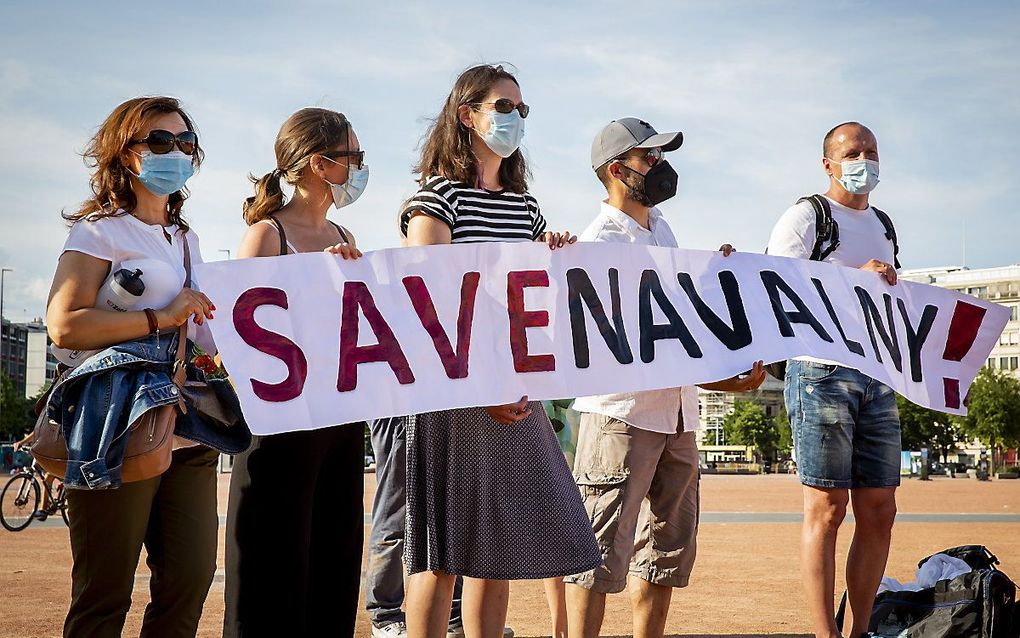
[267,214,288,256]
[871,206,900,269]
[328,220,351,245]
[798,194,839,262]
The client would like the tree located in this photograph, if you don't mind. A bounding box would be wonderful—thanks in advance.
[1,373,36,440]
[774,404,793,453]
[957,367,1020,472]
[896,395,964,463]
[723,400,780,462]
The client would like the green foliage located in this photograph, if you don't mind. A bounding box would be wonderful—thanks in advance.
[1,373,36,440]
[722,400,780,461]
[896,394,964,462]
[957,367,1020,470]
[774,404,793,452]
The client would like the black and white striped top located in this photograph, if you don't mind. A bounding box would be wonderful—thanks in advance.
[400,176,547,244]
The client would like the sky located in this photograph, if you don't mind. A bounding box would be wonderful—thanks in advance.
[1,0,1018,323]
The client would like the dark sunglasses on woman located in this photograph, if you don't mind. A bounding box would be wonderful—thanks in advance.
[472,98,530,119]
[323,149,366,170]
[130,129,199,155]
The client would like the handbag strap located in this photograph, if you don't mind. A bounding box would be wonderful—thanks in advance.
[172,231,192,402]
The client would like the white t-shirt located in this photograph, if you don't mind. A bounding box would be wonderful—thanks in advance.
[61,212,213,350]
[767,195,897,367]
[570,201,701,435]
[766,195,895,268]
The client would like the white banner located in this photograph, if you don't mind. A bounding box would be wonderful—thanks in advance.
[194,244,1009,435]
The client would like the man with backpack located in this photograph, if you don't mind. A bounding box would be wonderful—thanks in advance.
[766,121,901,638]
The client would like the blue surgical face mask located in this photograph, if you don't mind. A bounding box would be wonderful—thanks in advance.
[830,158,880,195]
[130,150,195,196]
[477,109,525,158]
[323,157,370,209]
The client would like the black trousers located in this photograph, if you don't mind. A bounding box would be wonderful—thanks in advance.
[64,446,219,638]
[223,423,365,638]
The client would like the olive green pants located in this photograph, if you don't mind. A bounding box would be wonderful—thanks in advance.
[64,446,220,638]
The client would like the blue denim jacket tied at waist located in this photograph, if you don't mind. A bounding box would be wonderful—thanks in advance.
[47,333,251,489]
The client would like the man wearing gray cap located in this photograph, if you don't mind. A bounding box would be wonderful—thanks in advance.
[564,118,764,638]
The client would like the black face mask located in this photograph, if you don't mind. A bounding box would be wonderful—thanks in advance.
[618,160,678,207]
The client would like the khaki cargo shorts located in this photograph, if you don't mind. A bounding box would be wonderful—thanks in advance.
[563,413,700,594]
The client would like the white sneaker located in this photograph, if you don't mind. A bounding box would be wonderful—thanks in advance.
[446,626,514,638]
[372,621,408,638]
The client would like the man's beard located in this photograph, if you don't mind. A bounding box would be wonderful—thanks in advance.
[622,172,652,207]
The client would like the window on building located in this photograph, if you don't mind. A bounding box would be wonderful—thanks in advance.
[968,286,988,298]
[1011,357,1019,371]
[988,358,996,369]
[1000,357,1009,369]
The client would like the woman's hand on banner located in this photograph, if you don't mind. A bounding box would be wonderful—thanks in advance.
[485,395,533,424]
[860,259,897,285]
[324,243,363,260]
[540,231,577,250]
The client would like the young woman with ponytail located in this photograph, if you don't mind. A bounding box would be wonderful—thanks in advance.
[400,64,601,638]
[223,107,366,638]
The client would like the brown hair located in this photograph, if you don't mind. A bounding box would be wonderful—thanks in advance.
[414,64,529,193]
[65,96,203,228]
[243,108,351,225]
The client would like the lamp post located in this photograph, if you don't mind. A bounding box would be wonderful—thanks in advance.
[1,267,12,422]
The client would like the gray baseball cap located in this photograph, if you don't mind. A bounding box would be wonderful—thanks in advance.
[591,117,684,171]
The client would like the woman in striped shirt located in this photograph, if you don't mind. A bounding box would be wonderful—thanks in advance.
[401,65,602,638]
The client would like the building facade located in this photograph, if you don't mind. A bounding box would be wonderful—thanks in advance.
[1,318,57,399]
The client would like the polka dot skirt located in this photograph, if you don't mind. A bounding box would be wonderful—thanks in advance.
[405,403,602,580]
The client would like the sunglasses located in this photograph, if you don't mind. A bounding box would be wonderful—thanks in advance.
[615,147,663,168]
[323,150,366,170]
[129,129,199,155]
[472,99,530,119]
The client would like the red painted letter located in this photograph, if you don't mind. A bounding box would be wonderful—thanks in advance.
[403,272,480,379]
[337,281,415,392]
[233,287,308,402]
[507,270,556,373]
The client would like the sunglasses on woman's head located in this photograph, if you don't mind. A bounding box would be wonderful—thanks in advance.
[130,129,198,155]
[472,99,530,119]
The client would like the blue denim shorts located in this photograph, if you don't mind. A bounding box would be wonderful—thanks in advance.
[785,360,901,489]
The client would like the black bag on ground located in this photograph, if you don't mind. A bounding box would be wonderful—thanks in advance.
[836,545,1018,637]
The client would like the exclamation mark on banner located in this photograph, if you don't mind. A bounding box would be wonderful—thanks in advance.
[941,300,987,409]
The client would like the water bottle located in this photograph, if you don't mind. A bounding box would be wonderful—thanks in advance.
[51,268,147,367]
[97,268,146,312]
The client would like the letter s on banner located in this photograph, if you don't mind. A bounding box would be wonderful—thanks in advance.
[233,287,308,402]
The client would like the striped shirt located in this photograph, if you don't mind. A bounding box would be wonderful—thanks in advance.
[400,176,547,244]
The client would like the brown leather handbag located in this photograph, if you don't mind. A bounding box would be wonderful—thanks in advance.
[31,234,193,485]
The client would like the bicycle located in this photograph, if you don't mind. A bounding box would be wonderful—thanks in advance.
[1,457,69,532]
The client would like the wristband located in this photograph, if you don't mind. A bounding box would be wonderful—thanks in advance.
[144,308,160,335]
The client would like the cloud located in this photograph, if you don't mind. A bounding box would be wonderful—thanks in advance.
[0,1,1018,324]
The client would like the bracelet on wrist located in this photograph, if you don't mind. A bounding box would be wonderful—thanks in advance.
[144,308,160,335]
